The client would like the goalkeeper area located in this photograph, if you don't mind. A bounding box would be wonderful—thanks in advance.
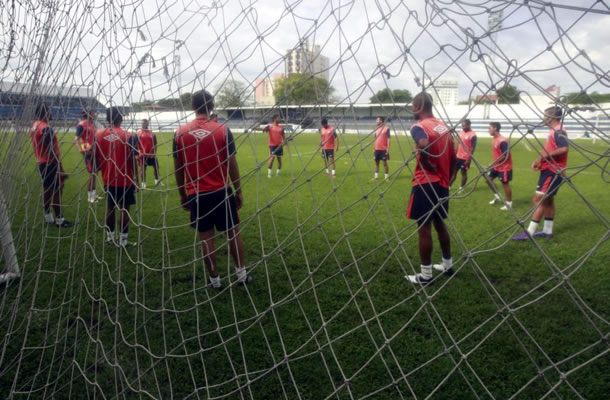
[1,0,609,399]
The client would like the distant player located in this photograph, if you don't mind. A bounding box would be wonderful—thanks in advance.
[320,118,338,178]
[75,109,100,203]
[30,103,73,228]
[94,107,139,247]
[486,122,513,210]
[136,119,163,189]
[455,119,477,191]
[173,89,250,289]
[372,116,390,181]
[262,114,285,178]
[513,106,568,240]
[405,93,456,285]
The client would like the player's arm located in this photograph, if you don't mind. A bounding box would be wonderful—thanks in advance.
[42,127,61,165]
[470,135,477,154]
[128,135,140,187]
[333,129,339,152]
[172,134,189,210]
[226,129,242,209]
[386,128,390,152]
[495,141,509,167]
[75,125,86,149]
[533,131,568,169]
[153,134,158,155]
[411,126,436,172]
[449,141,458,186]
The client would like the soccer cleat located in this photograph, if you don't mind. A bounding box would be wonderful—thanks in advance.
[511,232,530,241]
[55,220,73,228]
[370,177,377,182]
[405,273,432,285]
[332,174,337,179]
[155,179,164,186]
[237,274,253,286]
[207,276,223,291]
[141,182,147,189]
[105,231,115,244]
[457,186,464,193]
[325,171,329,176]
[500,205,509,211]
[432,264,454,276]
[489,198,497,205]
[534,231,553,238]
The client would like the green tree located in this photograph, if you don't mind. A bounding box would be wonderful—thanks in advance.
[274,73,335,104]
[370,88,412,103]
[180,92,191,108]
[215,80,249,108]
[496,85,520,104]
[564,91,610,104]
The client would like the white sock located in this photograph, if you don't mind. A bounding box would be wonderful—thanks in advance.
[44,212,54,223]
[527,221,539,235]
[332,169,336,176]
[276,169,280,176]
[55,216,64,225]
[459,186,464,191]
[442,257,452,270]
[385,173,389,179]
[421,264,433,280]
[120,232,128,245]
[267,168,272,176]
[506,201,512,207]
[325,168,329,174]
[494,193,501,200]
[543,219,554,234]
[210,274,221,288]
[155,179,160,185]
[374,172,379,179]
[236,267,247,282]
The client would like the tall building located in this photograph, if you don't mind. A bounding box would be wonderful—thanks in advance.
[426,79,459,106]
[254,73,284,106]
[285,42,329,81]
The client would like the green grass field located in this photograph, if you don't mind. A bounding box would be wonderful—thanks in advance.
[1,130,608,399]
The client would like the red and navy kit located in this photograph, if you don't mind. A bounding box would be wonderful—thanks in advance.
[374,125,390,161]
[31,120,62,189]
[173,116,238,232]
[489,134,513,183]
[265,124,285,157]
[536,125,569,196]
[407,117,455,221]
[94,127,137,188]
[456,129,477,170]
[76,120,97,146]
[137,129,157,157]
[321,125,337,158]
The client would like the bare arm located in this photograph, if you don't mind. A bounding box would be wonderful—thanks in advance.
[416,137,437,172]
[228,155,242,209]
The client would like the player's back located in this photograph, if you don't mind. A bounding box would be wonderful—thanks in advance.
[412,117,454,188]
[95,127,135,187]
[541,125,568,172]
[30,120,59,164]
[174,118,233,194]
[321,126,335,149]
[137,129,155,155]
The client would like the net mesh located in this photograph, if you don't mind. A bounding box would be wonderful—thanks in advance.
[1,0,609,399]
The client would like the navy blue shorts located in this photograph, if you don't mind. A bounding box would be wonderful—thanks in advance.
[536,170,564,197]
[106,185,136,209]
[269,146,283,157]
[38,162,60,190]
[374,150,388,161]
[407,182,449,221]
[188,188,239,232]
[140,156,158,167]
[323,149,335,159]
[489,168,512,184]
[456,158,470,171]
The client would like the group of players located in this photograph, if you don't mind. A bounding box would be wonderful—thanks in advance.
[30,90,568,288]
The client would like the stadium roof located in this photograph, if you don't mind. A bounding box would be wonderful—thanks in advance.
[0,81,95,99]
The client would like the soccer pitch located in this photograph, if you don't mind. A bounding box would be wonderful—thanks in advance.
[1,130,608,399]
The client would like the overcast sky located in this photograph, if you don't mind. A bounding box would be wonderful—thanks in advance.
[1,0,609,105]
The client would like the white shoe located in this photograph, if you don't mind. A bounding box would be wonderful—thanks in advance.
[489,198,497,205]
[141,182,147,189]
[432,263,455,275]
[106,231,115,243]
[500,205,509,211]
[457,186,464,193]
[405,273,432,285]
[267,175,272,179]
[155,180,164,186]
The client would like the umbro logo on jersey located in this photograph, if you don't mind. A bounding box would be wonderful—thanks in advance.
[104,133,121,142]
[433,125,448,134]
[190,129,212,141]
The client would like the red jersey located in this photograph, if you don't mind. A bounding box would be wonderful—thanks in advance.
[456,129,477,160]
[30,120,60,164]
[410,117,455,189]
[374,125,390,151]
[94,126,136,187]
[266,124,284,146]
[491,134,512,172]
[173,117,236,195]
[540,124,569,172]
[76,120,97,145]
[137,129,156,157]
[320,126,337,150]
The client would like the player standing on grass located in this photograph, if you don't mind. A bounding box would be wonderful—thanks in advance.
[173,89,251,289]
[513,106,569,240]
[486,122,513,211]
[75,109,101,203]
[30,103,73,228]
[372,116,390,181]
[94,107,139,247]
[320,118,338,178]
[455,119,477,191]
[405,93,456,285]
[136,119,163,189]
[263,114,285,178]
